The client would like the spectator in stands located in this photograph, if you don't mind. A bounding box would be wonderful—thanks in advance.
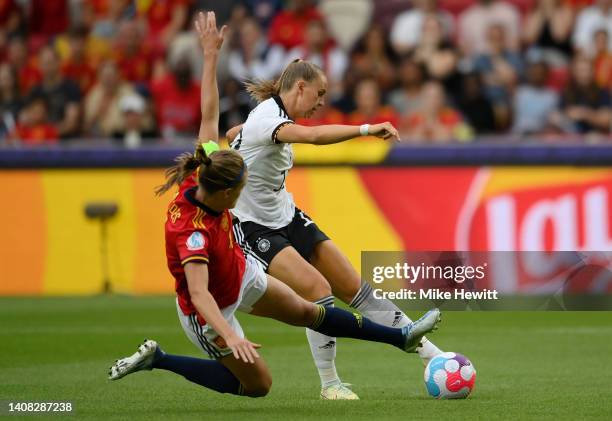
[219,78,252,135]
[268,0,323,50]
[372,0,413,29]
[573,0,612,56]
[113,94,157,147]
[227,17,285,82]
[6,36,40,94]
[295,102,345,126]
[390,0,454,55]
[29,46,81,138]
[27,0,70,47]
[456,72,497,135]
[193,0,240,27]
[350,25,398,94]
[389,56,426,116]
[87,0,135,41]
[412,15,460,94]
[113,20,159,89]
[0,0,23,56]
[140,0,190,50]
[592,29,612,88]
[550,56,612,134]
[0,63,22,140]
[401,81,473,142]
[244,0,284,29]
[458,0,521,56]
[12,95,59,145]
[151,56,201,139]
[84,60,139,137]
[512,60,559,135]
[286,20,348,100]
[346,78,399,126]
[472,24,523,128]
[61,27,97,94]
[523,0,574,61]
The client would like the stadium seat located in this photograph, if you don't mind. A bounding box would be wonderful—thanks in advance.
[319,0,374,50]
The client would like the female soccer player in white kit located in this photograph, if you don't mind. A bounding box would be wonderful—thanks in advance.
[229,59,443,399]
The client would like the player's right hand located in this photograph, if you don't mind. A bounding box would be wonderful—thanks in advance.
[194,11,227,55]
[369,122,400,142]
[226,335,261,364]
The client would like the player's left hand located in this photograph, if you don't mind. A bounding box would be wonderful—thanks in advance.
[369,122,400,142]
[194,11,227,55]
[226,335,261,364]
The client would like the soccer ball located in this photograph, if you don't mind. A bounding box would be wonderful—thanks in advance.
[424,352,476,399]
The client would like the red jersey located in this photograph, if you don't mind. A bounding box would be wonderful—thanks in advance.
[62,60,96,93]
[151,74,201,134]
[268,6,323,50]
[143,0,190,36]
[165,177,245,325]
[15,124,59,144]
[346,106,400,128]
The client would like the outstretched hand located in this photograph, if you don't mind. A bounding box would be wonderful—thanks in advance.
[369,122,401,142]
[226,335,261,364]
[194,11,227,55]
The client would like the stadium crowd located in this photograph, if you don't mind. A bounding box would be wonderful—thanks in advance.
[1,0,612,146]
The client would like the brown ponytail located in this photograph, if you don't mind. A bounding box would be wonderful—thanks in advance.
[155,147,245,196]
[245,59,324,103]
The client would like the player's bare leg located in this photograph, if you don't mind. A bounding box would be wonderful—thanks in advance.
[250,275,441,380]
[267,246,356,399]
[311,240,443,364]
[220,354,272,397]
[109,339,266,397]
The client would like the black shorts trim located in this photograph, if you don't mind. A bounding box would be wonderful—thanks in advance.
[233,207,329,272]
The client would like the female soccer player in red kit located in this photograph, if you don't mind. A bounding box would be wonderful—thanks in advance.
[108,12,440,398]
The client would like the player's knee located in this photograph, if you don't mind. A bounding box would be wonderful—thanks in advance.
[244,375,272,397]
[331,275,362,304]
[302,278,332,302]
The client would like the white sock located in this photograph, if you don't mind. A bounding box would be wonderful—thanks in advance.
[349,282,443,362]
[307,295,340,388]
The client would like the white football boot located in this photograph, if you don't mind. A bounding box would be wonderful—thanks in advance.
[108,339,160,380]
[320,382,360,400]
[402,309,441,353]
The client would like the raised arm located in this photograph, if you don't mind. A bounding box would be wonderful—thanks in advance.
[184,262,261,363]
[194,11,227,143]
[276,122,400,145]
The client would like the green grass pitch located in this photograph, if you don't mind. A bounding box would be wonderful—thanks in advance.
[1,296,611,420]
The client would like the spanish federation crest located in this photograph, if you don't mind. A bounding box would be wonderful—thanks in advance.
[186,231,205,251]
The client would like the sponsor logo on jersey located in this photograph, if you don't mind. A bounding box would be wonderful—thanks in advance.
[257,238,271,253]
[186,231,205,251]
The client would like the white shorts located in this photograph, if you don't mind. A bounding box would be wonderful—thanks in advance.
[176,255,268,359]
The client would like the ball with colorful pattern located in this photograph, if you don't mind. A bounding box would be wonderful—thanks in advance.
[424,352,476,399]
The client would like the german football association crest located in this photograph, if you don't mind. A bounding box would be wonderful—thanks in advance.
[257,238,271,253]
[186,232,205,251]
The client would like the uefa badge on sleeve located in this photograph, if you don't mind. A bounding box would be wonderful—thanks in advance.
[186,232,205,251]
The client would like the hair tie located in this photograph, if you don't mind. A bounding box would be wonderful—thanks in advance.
[200,140,220,156]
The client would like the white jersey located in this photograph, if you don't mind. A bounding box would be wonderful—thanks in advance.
[230,96,296,229]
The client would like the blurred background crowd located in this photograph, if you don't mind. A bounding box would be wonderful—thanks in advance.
[2,0,612,146]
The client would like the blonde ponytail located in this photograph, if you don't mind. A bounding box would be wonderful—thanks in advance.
[244,59,324,103]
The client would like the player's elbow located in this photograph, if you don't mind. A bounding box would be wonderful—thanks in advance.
[300,127,322,145]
